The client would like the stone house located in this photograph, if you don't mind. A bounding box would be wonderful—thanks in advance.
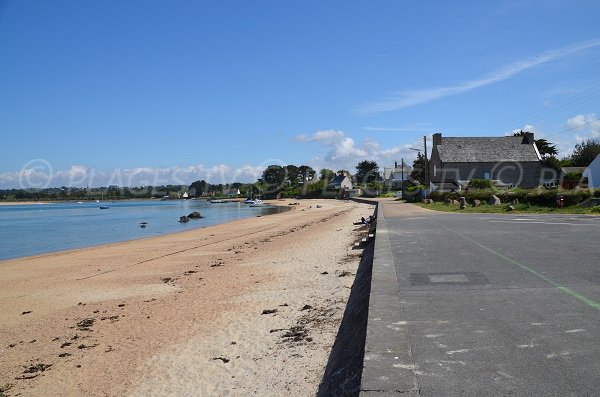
[429,132,556,190]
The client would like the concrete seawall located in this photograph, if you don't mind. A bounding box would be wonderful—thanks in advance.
[352,199,419,396]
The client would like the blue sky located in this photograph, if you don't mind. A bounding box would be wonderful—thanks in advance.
[1,0,600,188]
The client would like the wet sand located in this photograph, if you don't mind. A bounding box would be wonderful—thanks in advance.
[0,199,374,396]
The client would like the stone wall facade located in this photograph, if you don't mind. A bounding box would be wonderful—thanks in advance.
[430,160,551,188]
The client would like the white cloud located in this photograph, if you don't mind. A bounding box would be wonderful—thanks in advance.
[356,38,600,114]
[567,113,600,138]
[297,130,423,172]
[0,162,269,189]
[296,129,345,145]
[518,114,600,158]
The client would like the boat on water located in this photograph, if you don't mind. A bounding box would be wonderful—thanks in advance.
[99,205,110,209]
[209,199,226,203]
[248,199,265,207]
[244,198,254,204]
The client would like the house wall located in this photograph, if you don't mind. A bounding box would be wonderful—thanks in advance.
[432,161,546,188]
[340,177,353,190]
[584,155,600,188]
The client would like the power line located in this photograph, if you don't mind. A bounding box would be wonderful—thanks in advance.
[545,118,600,138]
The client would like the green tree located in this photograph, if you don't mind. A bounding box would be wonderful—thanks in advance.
[410,153,426,183]
[319,168,335,182]
[512,130,558,158]
[285,165,300,185]
[262,165,286,186]
[298,165,316,181]
[569,139,600,166]
[189,180,208,197]
[355,160,381,185]
[544,156,562,173]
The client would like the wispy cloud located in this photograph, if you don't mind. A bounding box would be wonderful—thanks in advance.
[356,38,600,115]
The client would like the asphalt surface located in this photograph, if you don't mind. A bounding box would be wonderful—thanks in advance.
[381,205,600,396]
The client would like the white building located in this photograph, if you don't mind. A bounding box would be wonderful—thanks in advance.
[383,161,413,188]
[583,154,600,188]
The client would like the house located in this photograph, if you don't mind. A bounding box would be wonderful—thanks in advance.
[429,132,556,190]
[223,188,241,197]
[383,161,413,189]
[328,172,353,190]
[583,154,600,188]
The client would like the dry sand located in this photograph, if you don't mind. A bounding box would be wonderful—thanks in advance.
[0,199,375,396]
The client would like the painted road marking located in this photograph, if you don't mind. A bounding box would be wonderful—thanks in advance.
[431,218,600,311]
[490,220,599,226]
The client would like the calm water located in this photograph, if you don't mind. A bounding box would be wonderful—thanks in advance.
[0,200,287,260]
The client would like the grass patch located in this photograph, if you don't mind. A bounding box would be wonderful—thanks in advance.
[416,202,600,215]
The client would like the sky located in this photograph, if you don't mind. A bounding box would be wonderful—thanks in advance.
[1,0,600,188]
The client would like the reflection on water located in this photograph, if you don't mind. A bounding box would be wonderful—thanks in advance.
[0,200,287,260]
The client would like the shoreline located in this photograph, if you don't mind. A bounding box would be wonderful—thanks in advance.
[0,197,250,206]
[0,199,291,262]
[0,198,375,396]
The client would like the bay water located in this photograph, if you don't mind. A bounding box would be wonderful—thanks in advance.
[0,200,287,260]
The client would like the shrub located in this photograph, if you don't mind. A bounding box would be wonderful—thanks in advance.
[468,179,494,189]
[564,172,583,180]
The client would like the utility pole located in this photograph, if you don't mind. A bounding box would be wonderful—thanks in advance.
[401,157,404,191]
[423,135,429,193]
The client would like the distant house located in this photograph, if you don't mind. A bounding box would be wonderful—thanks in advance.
[583,155,600,188]
[223,188,241,197]
[328,173,353,190]
[429,132,556,190]
[383,161,413,189]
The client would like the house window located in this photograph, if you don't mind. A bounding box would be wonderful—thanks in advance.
[484,172,490,180]
[433,165,437,176]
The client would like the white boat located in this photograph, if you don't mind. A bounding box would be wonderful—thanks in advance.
[249,199,265,207]
[244,198,254,204]
[210,199,226,203]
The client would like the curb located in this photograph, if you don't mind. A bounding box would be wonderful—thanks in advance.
[352,199,419,395]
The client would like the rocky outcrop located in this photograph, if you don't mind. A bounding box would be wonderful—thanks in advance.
[188,211,203,219]
[489,195,501,205]
[179,216,189,223]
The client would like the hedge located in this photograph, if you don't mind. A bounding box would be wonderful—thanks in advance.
[429,188,599,207]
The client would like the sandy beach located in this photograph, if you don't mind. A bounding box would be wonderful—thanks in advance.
[0,199,374,396]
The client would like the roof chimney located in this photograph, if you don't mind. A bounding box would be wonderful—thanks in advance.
[433,133,442,147]
[522,132,534,144]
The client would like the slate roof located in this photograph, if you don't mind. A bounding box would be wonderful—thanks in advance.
[436,136,541,163]
[329,174,351,186]
[383,165,413,180]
